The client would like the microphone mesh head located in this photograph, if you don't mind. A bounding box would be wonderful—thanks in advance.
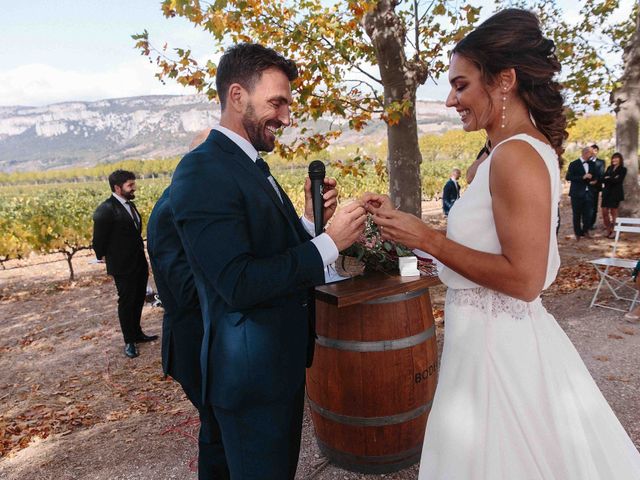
[308,160,326,180]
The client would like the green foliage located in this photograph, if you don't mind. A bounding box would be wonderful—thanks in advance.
[566,114,615,146]
[420,130,486,162]
[0,180,168,278]
[0,157,180,186]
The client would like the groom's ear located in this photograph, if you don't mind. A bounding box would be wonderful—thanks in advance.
[498,68,517,93]
[227,83,246,113]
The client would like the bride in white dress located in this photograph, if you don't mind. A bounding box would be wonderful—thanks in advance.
[362,8,640,480]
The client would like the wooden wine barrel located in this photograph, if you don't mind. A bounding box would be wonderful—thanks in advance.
[307,273,440,473]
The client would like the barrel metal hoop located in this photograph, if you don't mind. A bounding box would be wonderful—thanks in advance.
[364,288,428,305]
[316,325,434,352]
[316,438,423,473]
[307,396,433,427]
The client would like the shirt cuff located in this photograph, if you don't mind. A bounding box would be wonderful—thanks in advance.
[300,215,315,237]
[310,233,339,267]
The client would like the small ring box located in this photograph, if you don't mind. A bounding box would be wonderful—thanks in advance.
[399,256,420,277]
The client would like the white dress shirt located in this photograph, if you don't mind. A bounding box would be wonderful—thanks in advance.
[112,192,139,225]
[213,126,340,280]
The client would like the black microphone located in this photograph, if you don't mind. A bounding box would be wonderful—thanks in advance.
[308,160,326,236]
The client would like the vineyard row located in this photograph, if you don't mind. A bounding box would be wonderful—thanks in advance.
[0,160,471,278]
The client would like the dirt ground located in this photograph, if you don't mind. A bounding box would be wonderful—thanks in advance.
[1,196,639,480]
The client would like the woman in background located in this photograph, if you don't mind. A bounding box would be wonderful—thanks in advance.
[601,152,627,238]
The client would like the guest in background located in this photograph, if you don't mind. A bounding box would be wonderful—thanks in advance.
[566,146,597,241]
[601,152,627,238]
[588,143,606,230]
[442,168,461,216]
[147,187,229,479]
[92,170,157,359]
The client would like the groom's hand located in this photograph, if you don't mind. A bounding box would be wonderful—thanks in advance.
[304,177,338,225]
[325,201,367,251]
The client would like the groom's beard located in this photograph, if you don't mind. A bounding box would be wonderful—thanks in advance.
[242,103,278,153]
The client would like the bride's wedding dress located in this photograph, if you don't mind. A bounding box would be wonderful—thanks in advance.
[418,134,640,479]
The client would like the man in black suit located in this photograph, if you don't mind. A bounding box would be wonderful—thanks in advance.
[588,143,606,230]
[442,168,461,216]
[566,147,598,241]
[92,170,157,359]
[147,188,228,479]
[169,43,366,479]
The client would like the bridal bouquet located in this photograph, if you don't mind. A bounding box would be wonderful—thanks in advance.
[336,213,437,277]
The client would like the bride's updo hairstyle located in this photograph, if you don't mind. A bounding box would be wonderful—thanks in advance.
[452,8,568,164]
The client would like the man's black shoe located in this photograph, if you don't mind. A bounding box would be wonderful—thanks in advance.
[135,333,158,343]
[125,343,139,358]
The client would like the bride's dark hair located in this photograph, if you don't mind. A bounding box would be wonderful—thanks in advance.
[452,8,568,165]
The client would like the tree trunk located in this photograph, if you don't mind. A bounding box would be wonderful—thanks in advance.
[64,251,75,281]
[363,0,424,217]
[613,89,640,216]
[613,1,640,216]
[387,109,422,216]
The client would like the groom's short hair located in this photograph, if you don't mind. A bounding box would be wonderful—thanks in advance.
[216,43,298,110]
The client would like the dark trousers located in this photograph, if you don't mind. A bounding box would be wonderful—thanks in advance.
[198,407,230,480]
[571,194,594,238]
[212,384,305,480]
[113,262,148,344]
[182,384,230,480]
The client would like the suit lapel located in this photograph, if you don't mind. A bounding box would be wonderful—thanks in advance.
[273,178,307,242]
[210,131,304,239]
[110,196,140,233]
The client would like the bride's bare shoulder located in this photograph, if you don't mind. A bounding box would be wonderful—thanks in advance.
[489,139,552,193]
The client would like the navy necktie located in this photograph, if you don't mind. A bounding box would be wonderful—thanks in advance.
[256,156,283,203]
[256,157,271,178]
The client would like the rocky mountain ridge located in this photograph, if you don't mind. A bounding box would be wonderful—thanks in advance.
[0,94,458,172]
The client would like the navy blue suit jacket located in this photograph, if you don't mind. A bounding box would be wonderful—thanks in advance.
[169,130,324,410]
[442,179,460,215]
[147,188,203,406]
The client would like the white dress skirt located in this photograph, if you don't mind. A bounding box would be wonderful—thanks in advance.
[418,135,640,479]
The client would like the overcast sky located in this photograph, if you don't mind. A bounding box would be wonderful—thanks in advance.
[0,0,632,107]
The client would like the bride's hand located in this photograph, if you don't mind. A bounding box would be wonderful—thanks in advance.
[360,192,394,213]
[370,208,430,250]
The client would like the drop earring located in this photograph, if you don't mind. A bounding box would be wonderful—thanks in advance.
[501,87,507,129]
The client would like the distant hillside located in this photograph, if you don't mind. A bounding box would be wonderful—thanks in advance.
[0,95,458,172]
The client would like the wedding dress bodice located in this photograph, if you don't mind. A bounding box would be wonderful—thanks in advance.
[439,133,561,291]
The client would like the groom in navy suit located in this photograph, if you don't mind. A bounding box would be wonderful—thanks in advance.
[168,43,366,479]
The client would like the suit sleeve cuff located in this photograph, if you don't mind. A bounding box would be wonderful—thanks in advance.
[310,233,339,267]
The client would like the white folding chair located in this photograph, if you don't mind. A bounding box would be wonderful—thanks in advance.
[615,217,640,226]
[588,221,640,312]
